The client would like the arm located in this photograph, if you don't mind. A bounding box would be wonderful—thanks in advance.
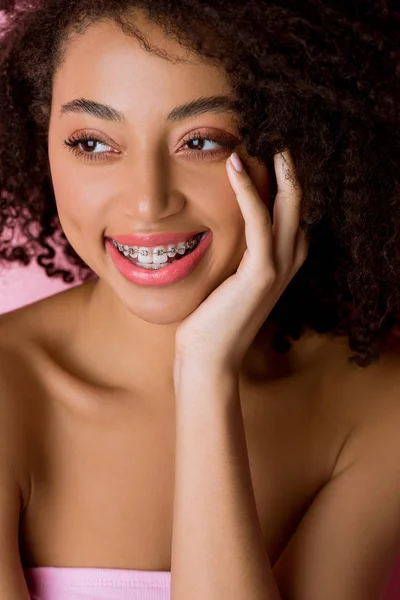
[0,476,31,600]
[169,150,305,600]
[170,369,281,600]
[0,397,31,600]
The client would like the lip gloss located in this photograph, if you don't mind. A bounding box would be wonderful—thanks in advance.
[105,231,213,287]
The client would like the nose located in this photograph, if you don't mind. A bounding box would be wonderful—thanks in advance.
[118,149,185,224]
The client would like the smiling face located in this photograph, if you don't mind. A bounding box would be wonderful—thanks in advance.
[48,11,271,324]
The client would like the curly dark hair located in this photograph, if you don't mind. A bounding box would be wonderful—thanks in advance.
[1,0,400,367]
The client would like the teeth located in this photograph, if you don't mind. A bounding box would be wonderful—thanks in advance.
[175,241,188,256]
[112,234,202,265]
[152,246,169,265]
[137,247,154,265]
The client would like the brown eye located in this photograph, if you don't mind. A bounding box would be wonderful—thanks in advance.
[186,138,220,151]
[79,139,101,153]
[181,133,238,159]
[63,134,114,162]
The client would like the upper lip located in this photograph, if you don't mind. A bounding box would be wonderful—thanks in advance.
[108,230,208,248]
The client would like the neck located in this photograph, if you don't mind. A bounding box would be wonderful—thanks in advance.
[65,278,283,408]
[68,278,183,399]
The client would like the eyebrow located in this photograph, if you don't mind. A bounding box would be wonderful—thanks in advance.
[59,96,239,123]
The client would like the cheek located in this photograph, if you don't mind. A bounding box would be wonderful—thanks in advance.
[48,147,109,238]
[181,165,243,226]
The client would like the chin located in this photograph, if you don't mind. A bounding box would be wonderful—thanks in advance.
[113,279,208,326]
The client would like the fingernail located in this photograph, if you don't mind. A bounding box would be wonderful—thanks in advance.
[230,152,244,172]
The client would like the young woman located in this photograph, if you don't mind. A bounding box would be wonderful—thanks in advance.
[1,1,400,599]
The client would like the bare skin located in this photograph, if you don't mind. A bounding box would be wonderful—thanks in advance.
[1,10,400,599]
[4,276,400,576]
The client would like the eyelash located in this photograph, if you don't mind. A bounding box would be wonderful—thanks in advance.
[63,131,238,162]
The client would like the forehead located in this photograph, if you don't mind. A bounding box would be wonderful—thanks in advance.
[52,14,232,119]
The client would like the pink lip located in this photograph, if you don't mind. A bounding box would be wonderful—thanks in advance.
[105,230,213,287]
[108,230,206,248]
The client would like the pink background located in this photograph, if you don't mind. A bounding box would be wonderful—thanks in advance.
[0,262,399,598]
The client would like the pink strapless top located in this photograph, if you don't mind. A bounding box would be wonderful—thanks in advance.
[23,567,171,600]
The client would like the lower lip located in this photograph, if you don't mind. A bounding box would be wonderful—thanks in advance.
[105,231,213,287]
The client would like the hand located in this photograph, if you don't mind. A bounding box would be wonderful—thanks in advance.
[174,150,309,380]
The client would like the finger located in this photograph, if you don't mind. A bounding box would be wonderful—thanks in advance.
[272,150,303,270]
[226,152,274,274]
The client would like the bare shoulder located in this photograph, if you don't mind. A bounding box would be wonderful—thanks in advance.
[325,332,400,480]
[0,279,92,348]
[0,281,90,401]
[0,312,38,515]
[0,283,90,509]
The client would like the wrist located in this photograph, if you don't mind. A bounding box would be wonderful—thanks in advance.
[174,354,237,382]
[174,357,240,404]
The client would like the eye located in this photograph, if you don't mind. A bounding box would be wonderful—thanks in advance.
[181,132,238,159]
[63,130,241,163]
[63,133,116,162]
[185,138,221,152]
